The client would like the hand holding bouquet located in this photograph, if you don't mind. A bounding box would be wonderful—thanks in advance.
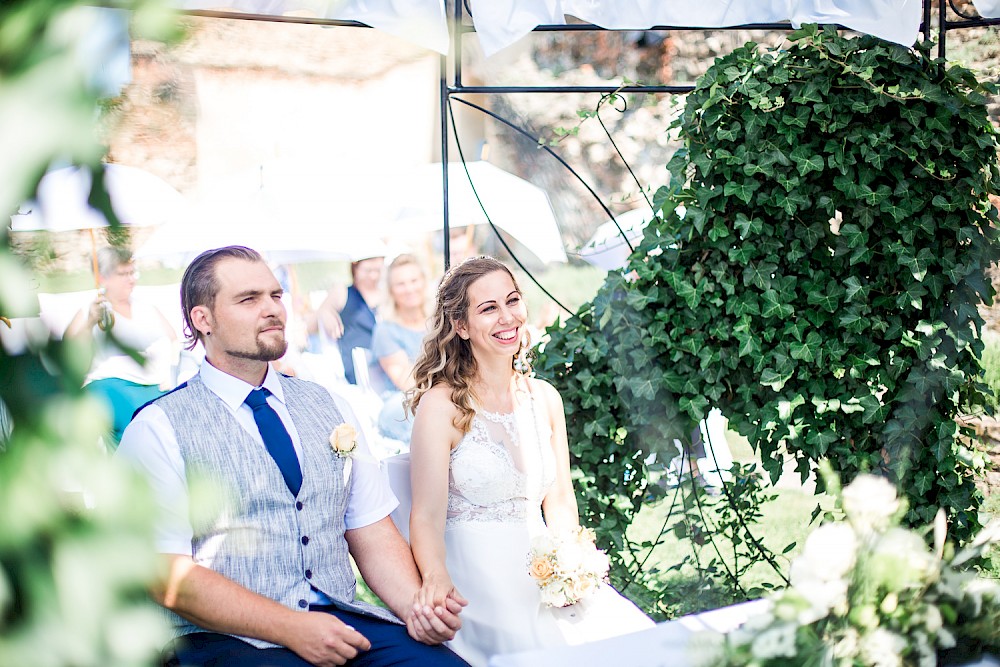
[528,526,610,608]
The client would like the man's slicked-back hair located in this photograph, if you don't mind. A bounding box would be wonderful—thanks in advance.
[180,245,263,350]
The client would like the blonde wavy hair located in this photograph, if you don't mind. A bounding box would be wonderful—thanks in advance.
[406,255,533,433]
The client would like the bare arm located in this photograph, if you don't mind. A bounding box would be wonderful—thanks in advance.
[154,306,178,343]
[536,379,580,532]
[309,284,348,339]
[378,350,415,391]
[408,388,465,610]
[346,516,464,644]
[64,302,101,340]
[154,554,370,666]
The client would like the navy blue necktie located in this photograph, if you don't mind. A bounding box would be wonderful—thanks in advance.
[244,388,302,496]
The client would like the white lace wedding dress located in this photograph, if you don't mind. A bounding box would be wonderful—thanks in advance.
[444,393,654,666]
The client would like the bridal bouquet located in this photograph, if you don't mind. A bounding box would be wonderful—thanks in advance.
[712,473,1000,667]
[528,526,610,608]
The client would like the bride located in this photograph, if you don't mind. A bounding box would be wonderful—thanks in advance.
[406,256,653,666]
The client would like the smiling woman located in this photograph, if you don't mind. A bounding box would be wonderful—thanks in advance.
[403,256,653,666]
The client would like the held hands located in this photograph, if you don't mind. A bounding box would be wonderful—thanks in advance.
[408,575,468,644]
[286,610,372,666]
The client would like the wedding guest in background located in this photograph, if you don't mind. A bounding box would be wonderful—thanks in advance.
[406,256,652,666]
[370,254,431,443]
[309,252,385,385]
[117,245,468,667]
[64,246,177,448]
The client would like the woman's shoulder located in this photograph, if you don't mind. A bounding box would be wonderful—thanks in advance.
[418,383,461,413]
[525,376,561,403]
[413,384,465,440]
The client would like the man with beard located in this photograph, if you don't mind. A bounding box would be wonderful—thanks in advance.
[117,246,468,667]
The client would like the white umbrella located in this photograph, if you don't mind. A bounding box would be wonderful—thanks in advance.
[388,161,567,265]
[136,172,393,267]
[578,208,655,271]
[10,163,182,233]
[10,163,183,280]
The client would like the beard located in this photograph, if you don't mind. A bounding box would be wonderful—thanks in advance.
[227,325,288,362]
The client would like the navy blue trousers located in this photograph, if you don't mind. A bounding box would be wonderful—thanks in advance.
[164,607,469,667]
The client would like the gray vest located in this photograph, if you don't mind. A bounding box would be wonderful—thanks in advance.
[156,373,399,648]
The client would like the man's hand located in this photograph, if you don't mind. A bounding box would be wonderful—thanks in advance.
[284,611,372,666]
[406,590,467,645]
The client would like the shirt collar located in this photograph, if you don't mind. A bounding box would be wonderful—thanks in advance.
[199,361,286,411]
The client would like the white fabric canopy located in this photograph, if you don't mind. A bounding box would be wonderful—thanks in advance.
[174,0,450,53]
[977,0,1000,17]
[169,0,1000,58]
[467,0,921,56]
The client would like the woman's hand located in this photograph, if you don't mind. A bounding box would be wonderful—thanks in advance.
[413,572,461,612]
[407,576,468,644]
[87,295,107,329]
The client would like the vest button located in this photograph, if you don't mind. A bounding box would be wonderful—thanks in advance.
[298,599,307,609]
[301,536,309,545]
[305,569,313,579]
[296,501,303,510]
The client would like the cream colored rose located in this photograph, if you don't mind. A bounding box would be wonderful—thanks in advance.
[529,556,554,582]
[330,423,358,457]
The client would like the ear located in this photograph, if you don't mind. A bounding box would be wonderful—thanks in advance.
[190,305,213,338]
[453,319,470,341]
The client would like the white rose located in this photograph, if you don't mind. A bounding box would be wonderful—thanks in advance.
[539,582,569,608]
[859,629,906,667]
[792,522,857,584]
[554,541,585,574]
[832,627,861,659]
[869,528,936,590]
[842,475,900,533]
[787,576,849,618]
[568,576,597,602]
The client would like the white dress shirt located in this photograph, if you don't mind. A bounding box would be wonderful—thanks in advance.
[117,360,397,556]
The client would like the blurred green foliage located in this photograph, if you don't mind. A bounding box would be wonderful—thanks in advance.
[1,1,182,664]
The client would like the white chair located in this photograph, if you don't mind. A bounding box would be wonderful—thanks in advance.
[697,408,734,488]
[351,346,373,393]
[664,408,734,490]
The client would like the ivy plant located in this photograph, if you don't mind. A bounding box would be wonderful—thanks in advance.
[538,25,1000,611]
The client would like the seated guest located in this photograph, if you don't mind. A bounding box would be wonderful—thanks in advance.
[370,254,430,443]
[117,246,468,667]
[309,253,385,386]
[65,246,176,448]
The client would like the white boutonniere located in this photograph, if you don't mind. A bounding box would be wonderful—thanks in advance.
[330,423,358,487]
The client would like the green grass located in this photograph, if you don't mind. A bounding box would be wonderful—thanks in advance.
[981,331,1000,410]
[512,261,607,324]
[613,429,834,619]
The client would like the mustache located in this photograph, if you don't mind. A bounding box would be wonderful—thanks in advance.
[257,318,285,332]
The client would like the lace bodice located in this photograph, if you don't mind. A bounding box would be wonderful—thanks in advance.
[446,393,555,527]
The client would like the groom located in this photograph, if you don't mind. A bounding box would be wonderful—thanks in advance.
[117,246,468,666]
